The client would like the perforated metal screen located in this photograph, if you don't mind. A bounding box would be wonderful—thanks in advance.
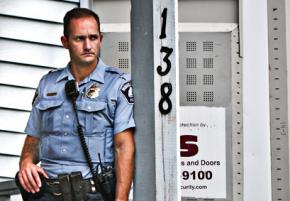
[101,32,131,73]
[179,32,231,107]
[268,0,290,200]
[179,27,243,201]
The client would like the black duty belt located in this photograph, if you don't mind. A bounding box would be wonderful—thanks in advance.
[45,172,99,200]
[46,178,97,195]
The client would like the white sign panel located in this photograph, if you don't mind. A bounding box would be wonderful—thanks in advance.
[180,106,226,198]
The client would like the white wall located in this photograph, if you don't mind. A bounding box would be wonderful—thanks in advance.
[242,0,272,200]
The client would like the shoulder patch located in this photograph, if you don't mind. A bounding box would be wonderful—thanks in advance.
[121,81,134,104]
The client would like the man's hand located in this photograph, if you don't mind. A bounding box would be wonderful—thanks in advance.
[18,160,48,193]
[18,136,48,193]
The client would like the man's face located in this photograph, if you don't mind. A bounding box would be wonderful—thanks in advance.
[61,16,102,67]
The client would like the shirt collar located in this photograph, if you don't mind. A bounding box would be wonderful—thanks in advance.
[56,59,106,84]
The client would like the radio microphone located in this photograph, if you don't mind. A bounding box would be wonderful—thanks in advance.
[65,80,79,102]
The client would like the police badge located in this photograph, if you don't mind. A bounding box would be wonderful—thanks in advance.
[85,83,100,99]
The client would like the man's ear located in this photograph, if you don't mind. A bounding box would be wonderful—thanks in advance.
[61,36,68,49]
[100,33,103,44]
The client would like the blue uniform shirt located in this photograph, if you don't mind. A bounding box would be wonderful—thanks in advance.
[25,59,135,178]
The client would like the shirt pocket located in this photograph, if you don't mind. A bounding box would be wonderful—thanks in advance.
[77,100,107,135]
[35,99,64,134]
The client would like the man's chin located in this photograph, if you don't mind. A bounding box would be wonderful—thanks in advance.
[79,59,97,67]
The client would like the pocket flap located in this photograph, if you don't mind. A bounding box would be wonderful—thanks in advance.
[77,101,106,112]
[35,99,64,110]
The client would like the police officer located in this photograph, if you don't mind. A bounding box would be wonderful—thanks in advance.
[17,8,135,201]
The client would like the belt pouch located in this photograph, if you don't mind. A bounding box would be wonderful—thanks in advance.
[70,172,86,201]
[58,174,72,201]
[15,171,46,201]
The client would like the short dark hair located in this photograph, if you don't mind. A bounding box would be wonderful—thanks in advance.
[63,7,101,37]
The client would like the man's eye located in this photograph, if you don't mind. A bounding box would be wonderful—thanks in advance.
[90,35,98,40]
[76,36,84,41]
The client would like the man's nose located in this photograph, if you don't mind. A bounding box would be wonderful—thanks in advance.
[84,38,92,51]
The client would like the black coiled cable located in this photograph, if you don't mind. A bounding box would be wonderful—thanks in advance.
[73,102,101,190]
[65,80,115,201]
[65,80,101,190]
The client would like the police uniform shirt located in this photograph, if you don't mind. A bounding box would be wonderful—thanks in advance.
[25,59,135,179]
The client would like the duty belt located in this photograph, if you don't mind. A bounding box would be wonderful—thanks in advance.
[45,172,99,201]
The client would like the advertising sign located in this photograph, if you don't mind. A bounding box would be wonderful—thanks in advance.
[180,106,226,198]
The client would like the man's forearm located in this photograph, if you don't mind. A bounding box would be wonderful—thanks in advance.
[115,146,134,201]
[20,135,40,165]
[18,135,48,193]
[114,130,135,201]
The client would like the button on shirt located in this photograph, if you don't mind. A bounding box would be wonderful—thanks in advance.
[25,59,135,178]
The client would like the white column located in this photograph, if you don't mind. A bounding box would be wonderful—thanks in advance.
[131,0,180,200]
[242,0,272,200]
[153,0,180,201]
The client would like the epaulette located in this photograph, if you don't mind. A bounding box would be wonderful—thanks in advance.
[106,66,125,76]
[48,68,62,74]
[43,67,65,82]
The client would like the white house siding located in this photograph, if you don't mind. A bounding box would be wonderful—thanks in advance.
[0,0,79,181]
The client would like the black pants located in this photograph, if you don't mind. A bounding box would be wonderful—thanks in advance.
[25,192,104,201]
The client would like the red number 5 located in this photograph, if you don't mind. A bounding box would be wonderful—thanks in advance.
[180,135,198,157]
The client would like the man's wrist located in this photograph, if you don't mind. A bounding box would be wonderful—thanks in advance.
[115,194,129,201]
[19,156,33,166]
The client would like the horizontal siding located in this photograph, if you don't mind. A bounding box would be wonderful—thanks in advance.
[61,0,80,3]
[0,178,12,182]
[11,195,22,201]
[0,155,19,178]
[0,109,29,133]
[65,0,79,2]
[0,0,80,183]
[0,132,25,156]
[0,85,35,111]
[0,39,69,67]
[0,62,51,88]
[0,15,63,46]
[0,0,77,23]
